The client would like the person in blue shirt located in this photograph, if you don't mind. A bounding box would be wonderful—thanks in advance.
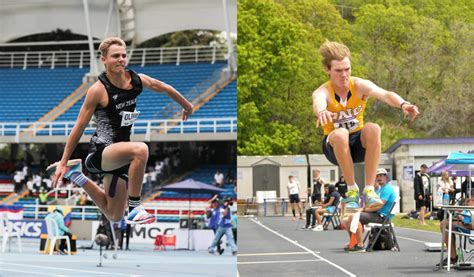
[208,197,237,255]
[45,206,73,255]
[207,198,223,254]
[343,168,396,253]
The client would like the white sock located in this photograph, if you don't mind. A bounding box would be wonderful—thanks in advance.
[365,185,374,191]
[348,183,358,190]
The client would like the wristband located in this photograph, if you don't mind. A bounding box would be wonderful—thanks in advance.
[400,101,410,108]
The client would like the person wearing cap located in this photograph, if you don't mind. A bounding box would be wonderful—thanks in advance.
[414,164,431,225]
[343,168,396,253]
[206,197,223,255]
[208,197,237,255]
[44,207,73,255]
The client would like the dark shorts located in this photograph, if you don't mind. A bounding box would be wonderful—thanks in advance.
[359,212,385,225]
[289,194,300,204]
[322,130,365,166]
[415,198,431,209]
[85,143,129,181]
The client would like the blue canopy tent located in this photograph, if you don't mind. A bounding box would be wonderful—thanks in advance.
[445,152,474,198]
[428,153,473,177]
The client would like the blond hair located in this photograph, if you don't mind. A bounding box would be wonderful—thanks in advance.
[319,40,351,69]
[98,37,126,57]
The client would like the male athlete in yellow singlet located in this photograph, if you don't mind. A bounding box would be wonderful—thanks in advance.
[312,41,419,210]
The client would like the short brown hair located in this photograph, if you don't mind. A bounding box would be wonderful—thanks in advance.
[99,37,126,57]
[319,40,351,69]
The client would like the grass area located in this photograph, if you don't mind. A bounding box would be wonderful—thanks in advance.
[392,214,440,233]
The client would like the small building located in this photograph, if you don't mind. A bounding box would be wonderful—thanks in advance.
[237,155,308,201]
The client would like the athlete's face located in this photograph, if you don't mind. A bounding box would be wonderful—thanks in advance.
[102,44,127,74]
[326,57,351,88]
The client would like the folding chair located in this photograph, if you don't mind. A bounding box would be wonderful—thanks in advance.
[322,203,342,230]
[363,201,400,252]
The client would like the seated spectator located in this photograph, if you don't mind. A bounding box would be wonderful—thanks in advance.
[213,170,224,187]
[437,198,474,266]
[302,184,339,230]
[313,184,341,231]
[44,207,74,255]
[343,168,396,253]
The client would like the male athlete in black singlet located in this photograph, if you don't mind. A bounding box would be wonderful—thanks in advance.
[50,37,193,224]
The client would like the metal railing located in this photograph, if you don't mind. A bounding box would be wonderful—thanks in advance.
[0,45,229,69]
[0,117,237,140]
[23,204,207,221]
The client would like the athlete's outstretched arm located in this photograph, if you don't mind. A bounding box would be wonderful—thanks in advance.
[357,78,420,121]
[312,87,334,127]
[53,85,102,186]
[139,73,194,120]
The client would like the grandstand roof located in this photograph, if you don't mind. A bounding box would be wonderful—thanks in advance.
[0,0,236,44]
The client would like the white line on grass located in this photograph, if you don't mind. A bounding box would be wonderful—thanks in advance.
[0,262,131,276]
[249,218,356,277]
[238,259,322,265]
[238,251,314,257]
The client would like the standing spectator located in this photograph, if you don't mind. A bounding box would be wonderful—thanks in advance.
[335,175,348,198]
[214,170,224,188]
[13,171,23,193]
[207,198,223,255]
[309,169,325,205]
[414,164,432,225]
[335,175,349,217]
[287,175,303,221]
[438,170,454,204]
[208,197,237,255]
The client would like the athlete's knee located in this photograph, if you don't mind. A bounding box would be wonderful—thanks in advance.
[329,128,349,145]
[362,123,381,136]
[132,142,149,160]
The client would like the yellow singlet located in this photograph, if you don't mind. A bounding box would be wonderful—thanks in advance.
[322,78,366,135]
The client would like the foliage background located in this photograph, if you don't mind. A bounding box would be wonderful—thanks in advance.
[238,0,474,155]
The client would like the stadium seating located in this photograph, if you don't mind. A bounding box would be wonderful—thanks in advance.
[55,63,227,122]
[0,67,88,122]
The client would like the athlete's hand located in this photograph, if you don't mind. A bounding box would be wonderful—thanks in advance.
[402,103,420,121]
[52,162,68,188]
[317,110,334,127]
[182,107,193,121]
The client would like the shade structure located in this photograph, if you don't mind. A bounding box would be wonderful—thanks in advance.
[161,179,225,250]
[162,179,226,193]
[445,152,474,198]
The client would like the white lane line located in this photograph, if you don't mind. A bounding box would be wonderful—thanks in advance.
[0,262,132,276]
[249,218,355,277]
[238,251,313,257]
[396,226,438,234]
[0,269,60,276]
[238,259,322,265]
[397,236,430,244]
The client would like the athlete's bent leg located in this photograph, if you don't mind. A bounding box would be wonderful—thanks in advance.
[360,123,381,187]
[328,128,355,186]
[101,141,149,198]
